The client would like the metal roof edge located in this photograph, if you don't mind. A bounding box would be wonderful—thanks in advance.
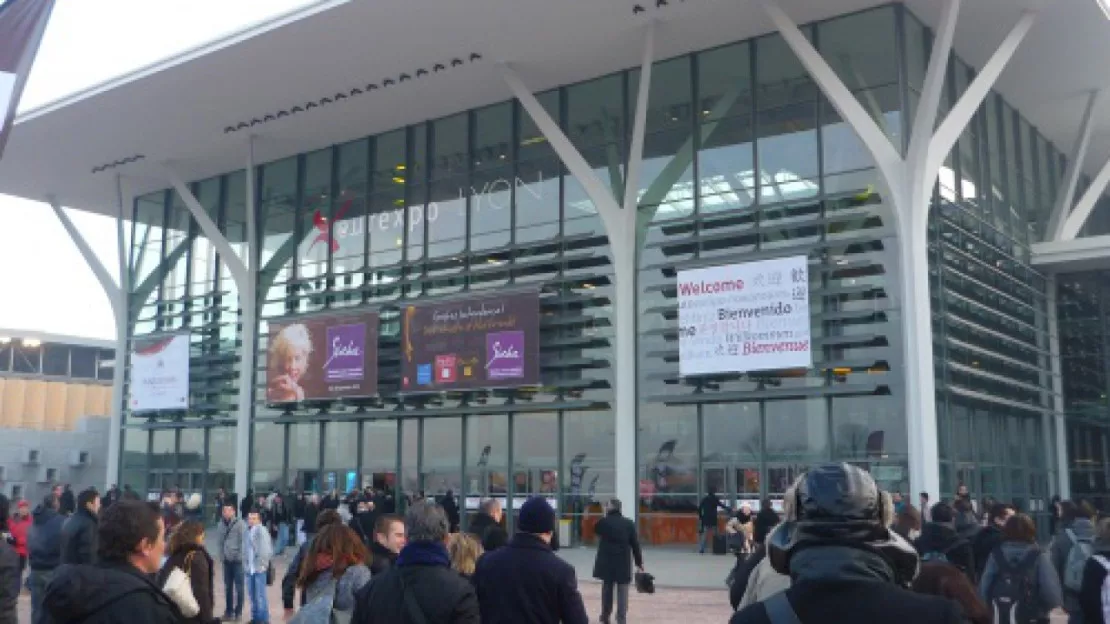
[14,0,351,125]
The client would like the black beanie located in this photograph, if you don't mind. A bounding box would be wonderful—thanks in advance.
[517,497,556,534]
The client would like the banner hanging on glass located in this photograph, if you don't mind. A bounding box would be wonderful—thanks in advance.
[401,291,540,391]
[678,255,811,376]
[266,311,379,403]
[129,333,190,412]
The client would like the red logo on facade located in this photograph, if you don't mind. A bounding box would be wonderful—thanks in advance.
[307,197,355,253]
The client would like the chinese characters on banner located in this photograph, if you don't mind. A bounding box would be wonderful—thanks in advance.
[677,256,811,376]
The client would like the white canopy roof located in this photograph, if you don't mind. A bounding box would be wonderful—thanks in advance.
[0,0,1106,218]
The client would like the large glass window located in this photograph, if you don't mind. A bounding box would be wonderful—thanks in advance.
[362,419,397,493]
[289,423,321,492]
[755,33,819,202]
[251,422,284,492]
[323,422,359,494]
[697,42,755,216]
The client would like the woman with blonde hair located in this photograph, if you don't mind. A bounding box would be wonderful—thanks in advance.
[448,532,483,583]
[295,524,372,617]
[267,323,312,402]
[157,519,216,623]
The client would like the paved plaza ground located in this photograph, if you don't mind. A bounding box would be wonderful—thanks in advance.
[16,546,735,623]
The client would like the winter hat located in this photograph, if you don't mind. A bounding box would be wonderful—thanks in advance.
[517,497,556,534]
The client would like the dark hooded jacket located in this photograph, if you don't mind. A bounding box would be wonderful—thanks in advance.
[914,523,975,582]
[28,505,65,571]
[43,562,183,624]
[467,512,508,553]
[729,542,964,624]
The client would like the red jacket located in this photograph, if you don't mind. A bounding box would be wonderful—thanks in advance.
[9,515,30,557]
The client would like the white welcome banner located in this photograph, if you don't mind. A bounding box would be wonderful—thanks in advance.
[678,255,811,376]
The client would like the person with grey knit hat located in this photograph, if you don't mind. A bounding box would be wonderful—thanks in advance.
[474,497,588,624]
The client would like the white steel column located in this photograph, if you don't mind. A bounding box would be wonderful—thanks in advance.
[759,0,1035,501]
[1060,155,1110,241]
[237,137,258,501]
[163,153,255,500]
[1047,90,1103,241]
[1045,275,1071,499]
[501,22,654,519]
[48,186,128,489]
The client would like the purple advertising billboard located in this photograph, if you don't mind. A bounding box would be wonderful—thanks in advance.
[401,291,540,391]
[266,311,379,403]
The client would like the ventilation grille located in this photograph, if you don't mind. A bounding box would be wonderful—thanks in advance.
[222,53,485,134]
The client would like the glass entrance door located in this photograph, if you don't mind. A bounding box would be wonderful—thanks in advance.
[465,414,508,530]
[511,413,559,533]
[421,418,462,515]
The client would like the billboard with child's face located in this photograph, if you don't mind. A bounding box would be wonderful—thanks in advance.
[266,311,379,403]
[401,291,540,391]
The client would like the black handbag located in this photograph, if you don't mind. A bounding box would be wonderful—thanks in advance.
[634,571,655,594]
[266,561,275,586]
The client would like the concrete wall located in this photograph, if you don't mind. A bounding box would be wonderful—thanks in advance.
[0,415,111,504]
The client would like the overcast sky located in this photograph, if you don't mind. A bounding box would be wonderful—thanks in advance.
[0,0,315,341]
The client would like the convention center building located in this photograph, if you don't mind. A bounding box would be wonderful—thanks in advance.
[3,0,1110,543]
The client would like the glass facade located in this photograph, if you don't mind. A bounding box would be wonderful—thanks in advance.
[121,4,1088,542]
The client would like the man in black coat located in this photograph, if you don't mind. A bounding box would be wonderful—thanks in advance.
[58,485,75,516]
[972,503,1014,579]
[351,501,478,623]
[28,495,65,624]
[730,463,964,624]
[60,488,100,565]
[592,499,643,624]
[698,489,729,554]
[467,498,509,552]
[369,514,405,577]
[441,490,461,534]
[0,538,18,624]
[44,500,181,623]
[913,502,976,582]
[474,497,589,624]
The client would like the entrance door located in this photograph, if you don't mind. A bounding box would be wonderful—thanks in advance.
[421,418,462,520]
[511,413,559,533]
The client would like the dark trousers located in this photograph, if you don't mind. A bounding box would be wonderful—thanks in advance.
[600,581,629,624]
[29,569,53,624]
[223,560,245,617]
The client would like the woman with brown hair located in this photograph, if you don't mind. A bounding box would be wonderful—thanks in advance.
[157,519,216,623]
[912,561,990,624]
[892,503,922,542]
[295,524,372,615]
[448,532,484,583]
[979,513,1063,624]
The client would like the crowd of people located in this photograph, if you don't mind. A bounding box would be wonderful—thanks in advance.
[6,469,1110,623]
[717,471,1110,624]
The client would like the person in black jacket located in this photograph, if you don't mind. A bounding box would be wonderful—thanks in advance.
[698,489,729,554]
[914,502,976,583]
[441,490,461,534]
[730,463,964,624]
[302,494,320,540]
[44,500,182,624]
[156,520,216,624]
[592,499,643,624]
[351,501,479,623]
[467,498,509,552]
[349,500,378,548]
[0,537,17,624]
[281,509,342,614]
[1080,516,1110,623]
[474,497,589,624]
[369,514,405,577]
[60,488,100,565]
[240,489,253,520]
[28,495,65,624]
[752,501,780,546]
[59,485,76,516]
[972,503,1014,580]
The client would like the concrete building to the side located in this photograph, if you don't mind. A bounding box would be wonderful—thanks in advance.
[3,0,1110,545]
[0,331,114,504]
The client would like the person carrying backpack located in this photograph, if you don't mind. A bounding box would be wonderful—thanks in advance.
[914,502,976,583]
[979,513,1062,624]
[1052,501,1097,622]
[1079,517,1110,624]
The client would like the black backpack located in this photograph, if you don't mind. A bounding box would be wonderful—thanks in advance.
[986,546,1042,624]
